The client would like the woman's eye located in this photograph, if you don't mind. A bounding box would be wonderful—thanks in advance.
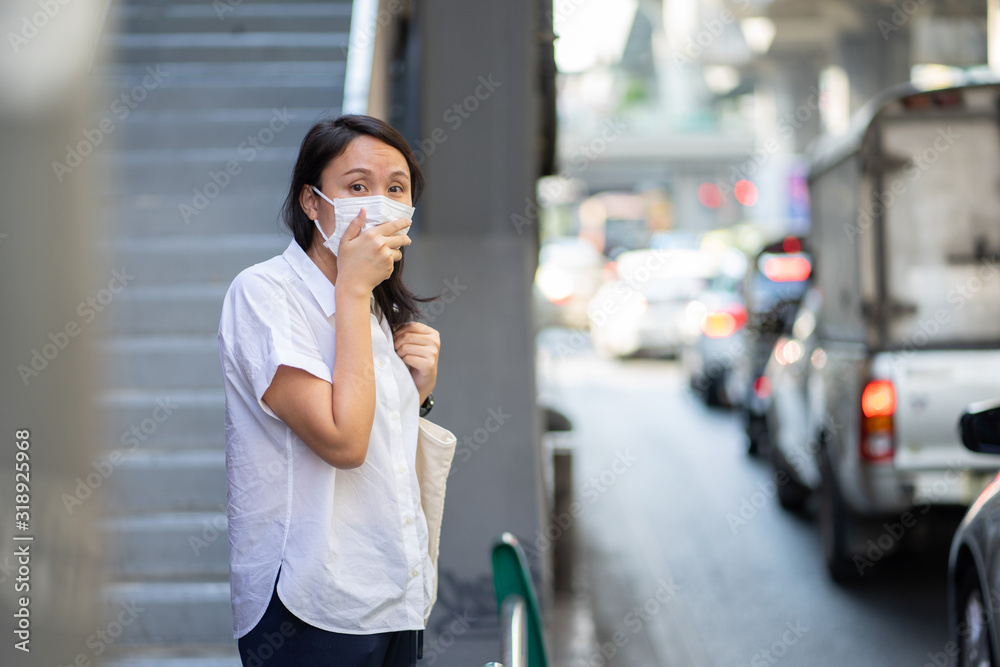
[389,185,403,193]
[351,184,366,192]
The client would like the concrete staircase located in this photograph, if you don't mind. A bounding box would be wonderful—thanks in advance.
[95,1,353,663]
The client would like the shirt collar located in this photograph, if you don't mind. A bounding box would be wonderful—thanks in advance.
[282,240,337,318]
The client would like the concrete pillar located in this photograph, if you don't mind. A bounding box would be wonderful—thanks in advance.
[403,0,548,664]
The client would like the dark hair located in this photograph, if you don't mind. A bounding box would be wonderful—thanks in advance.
[281,114,432,330]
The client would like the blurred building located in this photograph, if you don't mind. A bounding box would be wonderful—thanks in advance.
[553,0,988,242]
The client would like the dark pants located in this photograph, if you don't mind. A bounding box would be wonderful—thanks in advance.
[238,579,422,667]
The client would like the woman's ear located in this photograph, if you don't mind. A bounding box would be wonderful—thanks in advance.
[299,184,319,221]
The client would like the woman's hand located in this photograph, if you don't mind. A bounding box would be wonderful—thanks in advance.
[393,322,440,403]
[336,210,412,295]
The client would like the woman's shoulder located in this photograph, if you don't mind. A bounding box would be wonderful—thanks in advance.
[220,253,305,325]
[226,254,298,299]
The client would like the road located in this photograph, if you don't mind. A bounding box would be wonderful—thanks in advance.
[537,328,957,667]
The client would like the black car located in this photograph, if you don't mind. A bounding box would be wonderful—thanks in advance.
[740,237,811,454]
[948,401,1000,665]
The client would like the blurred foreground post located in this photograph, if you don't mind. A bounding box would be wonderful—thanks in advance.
[0,1,105,664]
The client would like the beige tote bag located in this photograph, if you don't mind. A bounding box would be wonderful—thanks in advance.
[415,417,457,624]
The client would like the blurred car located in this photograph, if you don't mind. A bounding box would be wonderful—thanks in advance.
[682,291,748,406]
[739,238,812,453]
[681,248,750,406]
[589,248,712,358]
[533,237,608,329]
[948,400,1000,666]
[761,288,822,510]
[804,80,1000,581]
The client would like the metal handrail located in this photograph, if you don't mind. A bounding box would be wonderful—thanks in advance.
[480,593,527,667]
[501,593,528,667]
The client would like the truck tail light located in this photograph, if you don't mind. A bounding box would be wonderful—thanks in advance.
[860,379,895,463]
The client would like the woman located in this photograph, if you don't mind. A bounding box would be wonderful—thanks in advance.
[218,115,441,667]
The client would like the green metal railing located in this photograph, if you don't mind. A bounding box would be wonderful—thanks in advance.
[481,532,549,667]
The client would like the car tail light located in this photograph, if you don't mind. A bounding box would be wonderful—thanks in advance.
[860,379,895,463]
[762,256,812,282]
[753,376,771,399]
[701,305,747,338]
[603,261,618,281]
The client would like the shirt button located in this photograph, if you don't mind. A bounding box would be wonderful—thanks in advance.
[390,411,400,422]
[405,516,413,526]
[398,464,406,474]
[410,569,418,578]
[377,357,388,369]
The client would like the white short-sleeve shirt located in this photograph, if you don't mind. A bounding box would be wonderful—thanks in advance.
[218,240,432,639]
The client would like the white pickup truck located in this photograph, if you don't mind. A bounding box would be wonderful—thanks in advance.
[801,79,1000,580]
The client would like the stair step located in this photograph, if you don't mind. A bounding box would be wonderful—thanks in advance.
[103,581,234,645]
[106,645,240,667]
[99,234,286,285]
[106,192,289,238]
[105,448,227,512]
[90,83,342,111]
[101,336,223,390]
[97,61,345,78]
[100,389,225,447]
[114,3,351,34]
[107,32,350,64]
[105,512,229,578]
[114,284,228,336]
[103,158,299,198]
[120,0,342,6]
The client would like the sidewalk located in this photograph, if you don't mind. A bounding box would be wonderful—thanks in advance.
[549,586,599,667]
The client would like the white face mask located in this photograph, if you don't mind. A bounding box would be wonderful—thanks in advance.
[311,186,414,257]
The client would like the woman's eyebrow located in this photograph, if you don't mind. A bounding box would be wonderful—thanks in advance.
[341,167,410,181]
